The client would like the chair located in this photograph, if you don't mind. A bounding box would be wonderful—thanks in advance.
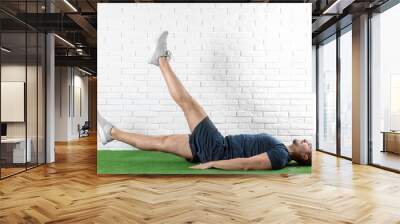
[79,121,90,138]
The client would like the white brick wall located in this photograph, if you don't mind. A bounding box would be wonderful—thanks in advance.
[98,3,314,149]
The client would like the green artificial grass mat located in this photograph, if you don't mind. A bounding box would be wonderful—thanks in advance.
[97,149,311,175]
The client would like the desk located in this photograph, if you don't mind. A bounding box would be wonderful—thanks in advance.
[382,131,400,154]
[1,138,31,163]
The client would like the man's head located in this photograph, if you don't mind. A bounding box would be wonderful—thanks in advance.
[289,139,312,166]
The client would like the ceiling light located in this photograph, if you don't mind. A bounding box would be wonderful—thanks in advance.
[76,48,85,55]
[78,67,93,76]
[1,47,11,53]
[54,34,75,48]
[63,0,78,12]
[322,0,355,15]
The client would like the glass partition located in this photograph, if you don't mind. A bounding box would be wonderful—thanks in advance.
[27,0,40,170]
[0,1,46,179]
[38,32,45,165]
[27,30,38,169]
[1,31,28,177]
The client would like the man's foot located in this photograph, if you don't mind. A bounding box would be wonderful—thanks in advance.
[97,111,113,145]
[148,31,171,66]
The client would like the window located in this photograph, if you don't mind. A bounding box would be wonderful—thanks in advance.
[318,36,337,154]
[371,3,400,171]
[339,28,352,158]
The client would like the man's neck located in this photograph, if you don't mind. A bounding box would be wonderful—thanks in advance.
[287,144,294,157]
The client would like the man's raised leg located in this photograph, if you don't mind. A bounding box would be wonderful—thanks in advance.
[158,57,207,132]
[148,31,207,131]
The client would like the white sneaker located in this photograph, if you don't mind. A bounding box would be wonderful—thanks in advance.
[97,111,113,145]
[148,31,171,66]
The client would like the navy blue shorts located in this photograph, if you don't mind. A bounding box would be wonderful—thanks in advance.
[188,116,226,163]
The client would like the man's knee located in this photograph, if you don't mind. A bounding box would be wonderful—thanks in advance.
[159,135,171,149]
[178,95,195,110]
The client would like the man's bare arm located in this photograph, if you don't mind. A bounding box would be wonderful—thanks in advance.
[190,153,272,170]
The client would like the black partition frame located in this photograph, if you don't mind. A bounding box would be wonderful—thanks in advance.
[0,0,47,180]
[315,25,352,161]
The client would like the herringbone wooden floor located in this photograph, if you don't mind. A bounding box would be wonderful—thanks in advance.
[1,135,400,224]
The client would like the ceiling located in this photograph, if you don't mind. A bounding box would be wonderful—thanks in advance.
[0,0,392,75]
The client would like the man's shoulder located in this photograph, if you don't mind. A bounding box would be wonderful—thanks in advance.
[265,147,289,170]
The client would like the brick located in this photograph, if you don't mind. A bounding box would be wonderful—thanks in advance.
[253,117,277,124]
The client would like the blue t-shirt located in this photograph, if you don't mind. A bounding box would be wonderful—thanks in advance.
[224,133,291,170]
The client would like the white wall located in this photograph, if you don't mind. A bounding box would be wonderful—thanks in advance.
[98,3,314,149]
[1,64,46,163]
[1,65,39,138]
[55,67,89,141]
[76,72,89,137]
[1,65,27,145]
[55,67,68,141]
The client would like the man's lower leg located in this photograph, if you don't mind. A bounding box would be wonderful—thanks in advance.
[110,128,193,159]
[111,127,165,151]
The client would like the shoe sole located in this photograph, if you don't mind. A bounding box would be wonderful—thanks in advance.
[98,124,108,145]
[149,31,168,65]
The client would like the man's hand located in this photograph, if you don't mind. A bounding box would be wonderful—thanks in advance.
[189,153,272,171]
[190,162,214,170]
